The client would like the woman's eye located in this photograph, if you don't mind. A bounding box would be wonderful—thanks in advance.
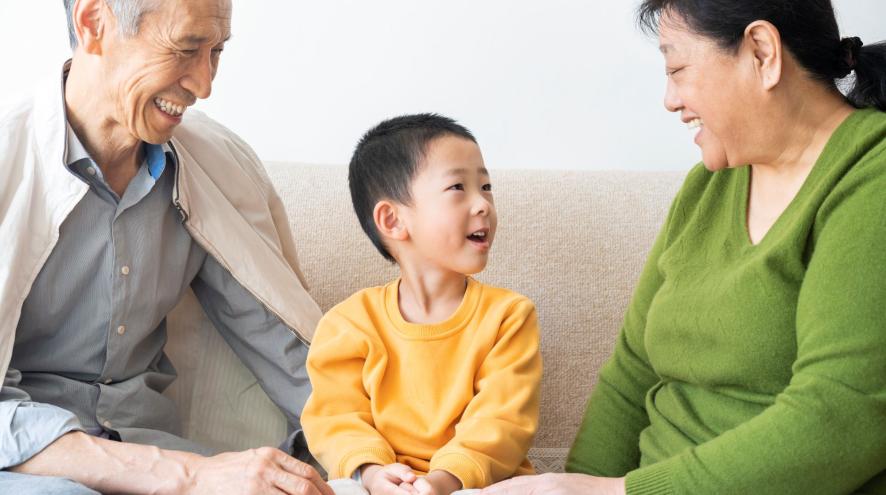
[448,183,464,191]
[482,184,492,192]
[666,67,683,76]
[211,48,224,55]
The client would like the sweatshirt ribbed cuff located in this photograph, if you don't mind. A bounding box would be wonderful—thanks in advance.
[625,460,674,495]
[430,452,486,489]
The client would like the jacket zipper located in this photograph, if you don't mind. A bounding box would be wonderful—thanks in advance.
[167,140,310,347]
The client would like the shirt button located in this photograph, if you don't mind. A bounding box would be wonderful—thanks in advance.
[102,420,113,429]
[116,325,126,335]
[121,266,130,276]
[86,166,96,175]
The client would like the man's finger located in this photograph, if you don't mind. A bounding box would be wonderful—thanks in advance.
[273,453,335,495]
[271,469,325,495]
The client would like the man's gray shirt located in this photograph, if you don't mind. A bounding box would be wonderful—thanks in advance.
[0,119,312,469]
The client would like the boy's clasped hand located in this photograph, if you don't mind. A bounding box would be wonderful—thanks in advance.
[362,463,459,495]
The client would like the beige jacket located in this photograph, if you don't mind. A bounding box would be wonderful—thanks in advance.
[0,65,322,381]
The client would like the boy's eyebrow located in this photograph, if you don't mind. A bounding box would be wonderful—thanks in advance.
[444,167,490,177]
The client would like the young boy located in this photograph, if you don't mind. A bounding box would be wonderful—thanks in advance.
[302,114,542,495]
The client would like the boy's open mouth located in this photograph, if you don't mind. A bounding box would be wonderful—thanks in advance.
[467,229,489,244]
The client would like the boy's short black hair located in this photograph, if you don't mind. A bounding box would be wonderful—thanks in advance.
[349,113,477,263]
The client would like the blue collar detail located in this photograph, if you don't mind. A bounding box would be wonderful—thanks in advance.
[145,143,167,180]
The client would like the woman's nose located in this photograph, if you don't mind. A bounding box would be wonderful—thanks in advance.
[663,77,683,113]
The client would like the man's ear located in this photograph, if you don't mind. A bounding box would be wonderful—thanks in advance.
[743,20,783,91]
[72,0,107,55]
[373,200,408,242]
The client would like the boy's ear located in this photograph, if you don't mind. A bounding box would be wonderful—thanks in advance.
[373,200,408,241]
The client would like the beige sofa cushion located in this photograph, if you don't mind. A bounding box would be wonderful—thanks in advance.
[165,163,685,469]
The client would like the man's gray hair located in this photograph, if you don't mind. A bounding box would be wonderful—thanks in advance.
[64,0,156,49]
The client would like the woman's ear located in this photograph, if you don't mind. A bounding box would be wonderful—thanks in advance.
[373,200,408,242]
[744,20,783,91]
[72,0,107,55]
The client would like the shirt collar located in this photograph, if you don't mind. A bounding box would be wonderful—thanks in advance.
[64,121,171,180]
[64,120,91,167]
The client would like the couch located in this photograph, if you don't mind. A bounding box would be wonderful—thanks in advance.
[163,163,686,473]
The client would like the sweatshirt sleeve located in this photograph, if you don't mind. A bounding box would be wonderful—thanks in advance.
[624,163,886,494]
[565,210,668,478]
[301,311,397,479]
[428,297,542,489]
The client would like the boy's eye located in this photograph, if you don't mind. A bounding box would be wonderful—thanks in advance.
[482,183,492,192]
[665,66,683,76]
[448,183,464,191]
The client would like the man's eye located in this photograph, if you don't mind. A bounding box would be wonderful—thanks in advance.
[211,48,224,54]
[666,67,683,76]
[448,183,464,191]
[482,184,492,192]
[179,49,198,56]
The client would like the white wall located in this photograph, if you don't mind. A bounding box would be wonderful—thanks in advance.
[1,1,883,170]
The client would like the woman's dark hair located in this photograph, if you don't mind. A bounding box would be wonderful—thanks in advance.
[348,113,477,263]
[637,0,886,111]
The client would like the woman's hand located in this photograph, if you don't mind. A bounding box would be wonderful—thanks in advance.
[480,473,626,495]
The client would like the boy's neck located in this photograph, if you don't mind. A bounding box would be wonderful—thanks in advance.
[397,267,468,325]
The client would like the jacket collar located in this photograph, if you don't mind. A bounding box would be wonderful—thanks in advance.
[33,60,75,193]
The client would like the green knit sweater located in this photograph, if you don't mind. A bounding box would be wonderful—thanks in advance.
[567,108,886,495]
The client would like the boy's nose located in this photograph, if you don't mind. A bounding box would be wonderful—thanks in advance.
[472,197,492,216]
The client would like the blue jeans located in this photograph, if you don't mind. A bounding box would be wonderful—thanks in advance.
[0,471,99,494]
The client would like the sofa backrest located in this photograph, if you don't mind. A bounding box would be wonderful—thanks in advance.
[164,163,685,470]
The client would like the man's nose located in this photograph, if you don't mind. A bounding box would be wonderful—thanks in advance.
[182,49,215,100]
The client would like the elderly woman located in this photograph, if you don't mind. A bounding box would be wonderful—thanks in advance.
[483,1,886,494]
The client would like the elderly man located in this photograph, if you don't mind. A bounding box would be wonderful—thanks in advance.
[0,1,334,494]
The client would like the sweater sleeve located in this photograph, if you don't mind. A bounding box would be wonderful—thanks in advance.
[565,206,669,477]
[429,298,542,489]
[301,312,397,479]
[624,165,886,494]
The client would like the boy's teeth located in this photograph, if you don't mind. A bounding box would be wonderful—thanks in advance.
[687,118,703,130]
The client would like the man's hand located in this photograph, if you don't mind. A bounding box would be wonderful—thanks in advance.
[479,473,626,495]
[412,470,462,495]
[187,447,335,495]
[361,463,420,495]
[11,432,335,495]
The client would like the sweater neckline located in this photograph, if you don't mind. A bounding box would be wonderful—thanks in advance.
[734,108,868,249]
[384,277,481,340]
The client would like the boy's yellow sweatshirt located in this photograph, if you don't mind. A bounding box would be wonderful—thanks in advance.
[302,278,542,488]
